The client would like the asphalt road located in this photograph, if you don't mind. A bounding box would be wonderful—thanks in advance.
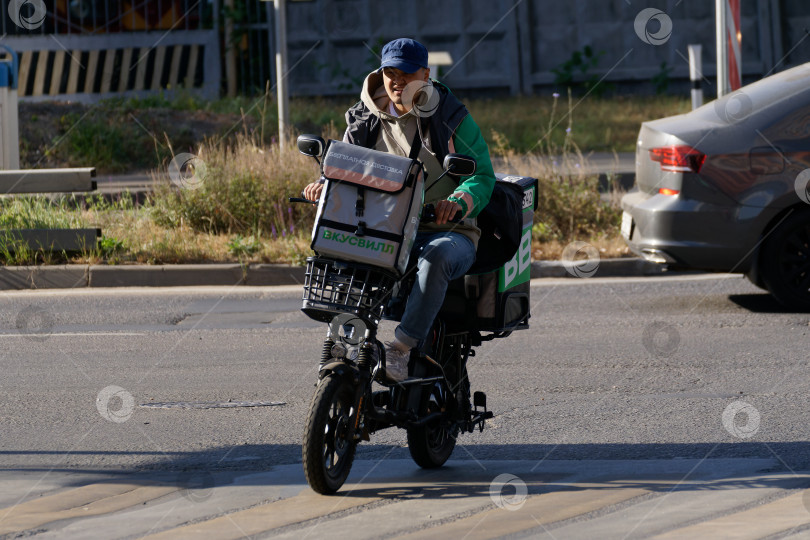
[2,274,810,538]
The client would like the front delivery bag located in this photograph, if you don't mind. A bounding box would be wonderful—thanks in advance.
[311,141,424,275]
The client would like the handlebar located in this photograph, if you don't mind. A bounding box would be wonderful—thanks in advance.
[421,203,463,224]
[289,196,316,204]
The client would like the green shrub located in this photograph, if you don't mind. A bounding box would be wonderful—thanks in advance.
[227,234,262,258]
[55,113,150,172]
[98,236,125,255]
[0,196,85,229]
[148,135,318,236]
[552,45,612,97]
[535,174,621,242]
[493,92,622,243]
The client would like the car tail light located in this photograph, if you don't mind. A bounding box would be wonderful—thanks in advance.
[658,188,680,196]
[649,145,706,173]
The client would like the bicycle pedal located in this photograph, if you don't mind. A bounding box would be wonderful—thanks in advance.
[473,391,487,410]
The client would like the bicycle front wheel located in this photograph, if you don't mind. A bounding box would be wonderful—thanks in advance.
[302,374,358,494]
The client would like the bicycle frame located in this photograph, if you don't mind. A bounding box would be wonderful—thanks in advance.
[301,256,490,437]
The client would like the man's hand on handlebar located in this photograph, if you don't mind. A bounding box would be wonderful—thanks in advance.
[302,182,323,203]
[434,199,463,225]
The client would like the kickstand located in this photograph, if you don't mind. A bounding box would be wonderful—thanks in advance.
[472,391,494,432]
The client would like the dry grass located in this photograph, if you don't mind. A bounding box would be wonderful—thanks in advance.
[87,131,321,265]
[497,143,626,264]
[97,218,311,265]
[532,236,631,261]
[468,94,689,153]
[148,133,318,236]
[487,95,626,257]
[70,201,312,266]
[4,100,630,265]
[21,94,687,174]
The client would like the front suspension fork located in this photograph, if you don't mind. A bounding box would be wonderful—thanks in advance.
[350,341,376,441]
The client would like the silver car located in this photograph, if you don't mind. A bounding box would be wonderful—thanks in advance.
[621,62,810,310]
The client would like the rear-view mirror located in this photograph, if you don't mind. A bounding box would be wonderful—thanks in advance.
[443,153,477,177]
[297,135,326,158]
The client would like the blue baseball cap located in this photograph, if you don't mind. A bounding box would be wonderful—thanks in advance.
[379,38,428,74]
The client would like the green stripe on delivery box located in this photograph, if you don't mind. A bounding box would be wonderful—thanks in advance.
[322,230,395,254]
[499,185,535,292]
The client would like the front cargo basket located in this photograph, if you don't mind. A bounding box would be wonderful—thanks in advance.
[301,257,398,325]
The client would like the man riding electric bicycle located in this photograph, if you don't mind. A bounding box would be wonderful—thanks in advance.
[303,38,496,383]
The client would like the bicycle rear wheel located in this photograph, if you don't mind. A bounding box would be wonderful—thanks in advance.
[406,381,457,468]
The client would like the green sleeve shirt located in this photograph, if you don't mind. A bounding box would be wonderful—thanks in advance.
[448,115,496,218]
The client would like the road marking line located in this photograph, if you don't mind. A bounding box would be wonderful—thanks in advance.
[0,286,298,297]
[652,489,810,540]
[141,489,379,540]
[0,483,178,535]
[393,486,650,540]
[0,333,146,337]
[0,274,738,298]
[530,273,743,287]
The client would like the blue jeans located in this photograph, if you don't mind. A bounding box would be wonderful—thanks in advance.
[395,231,476,349]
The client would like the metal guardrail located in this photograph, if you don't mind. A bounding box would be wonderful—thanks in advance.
[0,167,96,193]
[0,228,100,253]
[0,167,100,253]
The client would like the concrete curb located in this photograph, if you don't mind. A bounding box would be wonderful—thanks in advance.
[530,258,667,279]
[0,264,307,290]
[0,259,665,291]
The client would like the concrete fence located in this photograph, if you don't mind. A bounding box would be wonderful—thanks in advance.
[282,0,810,96]
[2,0,808,101]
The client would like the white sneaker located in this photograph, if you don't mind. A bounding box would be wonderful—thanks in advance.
[384,342,410,383]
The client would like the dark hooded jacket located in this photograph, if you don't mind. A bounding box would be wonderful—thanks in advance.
[341,73,496,247]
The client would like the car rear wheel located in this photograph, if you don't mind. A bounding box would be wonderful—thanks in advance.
[744,271,767,291]
[760,209,810,311]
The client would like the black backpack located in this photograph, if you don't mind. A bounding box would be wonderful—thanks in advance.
[468,180,527,274]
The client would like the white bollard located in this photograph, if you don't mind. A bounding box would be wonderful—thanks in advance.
[688,44,704,110]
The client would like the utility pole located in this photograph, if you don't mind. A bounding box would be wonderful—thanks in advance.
[224,0,237,97]
[274,0,289,147]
